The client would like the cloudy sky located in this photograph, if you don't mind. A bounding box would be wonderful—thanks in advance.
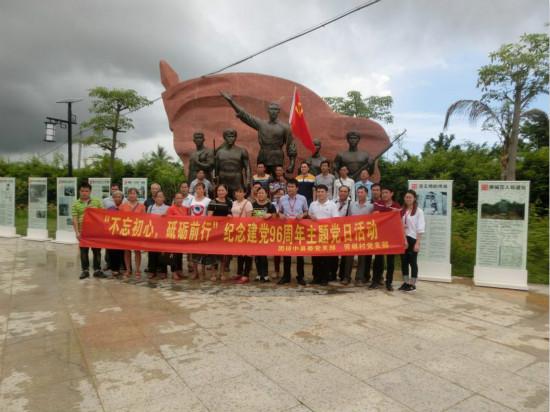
[0,0,548,165]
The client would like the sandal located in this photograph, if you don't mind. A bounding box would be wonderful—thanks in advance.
[210,275,218,282]
[135,271,142,280]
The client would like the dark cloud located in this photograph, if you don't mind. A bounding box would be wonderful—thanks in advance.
[0,0,547,157]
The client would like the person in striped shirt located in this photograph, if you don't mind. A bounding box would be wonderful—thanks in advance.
[295,161,316,205]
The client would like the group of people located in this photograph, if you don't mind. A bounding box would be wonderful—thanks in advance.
[72,159,425,292]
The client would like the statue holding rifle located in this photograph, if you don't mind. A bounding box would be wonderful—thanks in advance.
[334,129,405,181]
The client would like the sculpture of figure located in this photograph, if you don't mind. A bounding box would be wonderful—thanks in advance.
[215,128,251,195]
[188,132,215,182]
[333,131,375,180]
[305,138,327,176]
[220,91,296,175]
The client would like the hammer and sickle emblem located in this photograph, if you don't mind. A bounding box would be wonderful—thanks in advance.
[295,102,304,116]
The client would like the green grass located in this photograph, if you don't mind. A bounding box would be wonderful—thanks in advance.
[15,207,57,238]
[451,208,549,284]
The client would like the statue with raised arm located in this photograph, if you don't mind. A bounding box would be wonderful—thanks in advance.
[220,91,296,175]
[215,128,251,195]
[188,131,215,182]
[333,130,380,181]
[305,138,327,176]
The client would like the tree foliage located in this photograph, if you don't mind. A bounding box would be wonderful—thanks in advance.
[324,91,393,124]
[444,32,549,180]
[520,109,548,151]
[81,87,152,178]
[3,139,548,281]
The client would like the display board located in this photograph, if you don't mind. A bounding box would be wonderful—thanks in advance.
[122,178,148,203]
[408,180,453,282]
[0,177,18,237]
[474,181,530,290]
[89,177,111,201]
[25,177,49,241]
[54,177,78,244]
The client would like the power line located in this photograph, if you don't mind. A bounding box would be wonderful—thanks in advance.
[38,0,383,159]
[204,0,383,76]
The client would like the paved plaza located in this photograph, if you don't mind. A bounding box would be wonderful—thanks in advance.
[0,238,548,412]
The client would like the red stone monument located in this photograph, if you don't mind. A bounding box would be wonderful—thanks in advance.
[159,60,390,173]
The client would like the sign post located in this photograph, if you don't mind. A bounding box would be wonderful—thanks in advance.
[408,180,453,282]
[24,177,50,241]
[54,177,78,244]
[474,181,530,290]
[0,177,18,238]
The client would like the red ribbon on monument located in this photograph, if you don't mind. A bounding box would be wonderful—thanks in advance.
[289,87,316,153]
[80,209,405,256]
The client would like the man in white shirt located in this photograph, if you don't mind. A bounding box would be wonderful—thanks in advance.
[309,184,339,286]
[333,165,355,201]
[179,182,194,207]
[189,169,213,197]
[345,186,374,285]
[330,185,352,281]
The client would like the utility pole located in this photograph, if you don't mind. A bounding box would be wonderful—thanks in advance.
[44,98,82,177]
[77,127,82,169]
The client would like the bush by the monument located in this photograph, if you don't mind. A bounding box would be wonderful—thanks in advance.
[2,141,548,283]
[451,208,549,284]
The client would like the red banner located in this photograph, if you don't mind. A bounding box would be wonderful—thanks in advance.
[80,209,405,256]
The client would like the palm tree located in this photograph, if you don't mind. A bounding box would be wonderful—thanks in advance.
[149,145,173,163]
[444,33,549,180]
[443,100,546,179]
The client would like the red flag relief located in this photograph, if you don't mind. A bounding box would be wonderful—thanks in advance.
[289,87,316,153]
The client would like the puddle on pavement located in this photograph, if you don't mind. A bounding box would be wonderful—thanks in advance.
[453,276,549,313]
[118,277,356,298]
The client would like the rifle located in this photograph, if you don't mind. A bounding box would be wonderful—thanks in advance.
[212,138,219,185]
[351,129,406,180]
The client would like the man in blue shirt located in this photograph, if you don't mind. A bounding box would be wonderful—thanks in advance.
[277,178,308,285]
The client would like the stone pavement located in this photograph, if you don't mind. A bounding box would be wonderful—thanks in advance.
[0,238,548,412]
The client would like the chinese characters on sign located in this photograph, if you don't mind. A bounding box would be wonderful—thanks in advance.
[476,181,529,269]
[81,208,405,257]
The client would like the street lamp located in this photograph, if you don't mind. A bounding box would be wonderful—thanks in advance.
[44,122,56,142]
[44,98,82,177]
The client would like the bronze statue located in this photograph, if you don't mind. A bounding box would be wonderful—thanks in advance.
[220,91,296,175]
[305,138,327,176]
[188,132,215,181]
[215,128,251,195]
[333,131,373,179]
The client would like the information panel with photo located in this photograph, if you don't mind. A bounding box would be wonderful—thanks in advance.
[409,180,453,281]
[56,177,77,232]
[0,177,16,228]
[122,178,148,203]
[89,177,111,200]
[474,181,530,290]
[28,177,48,230]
